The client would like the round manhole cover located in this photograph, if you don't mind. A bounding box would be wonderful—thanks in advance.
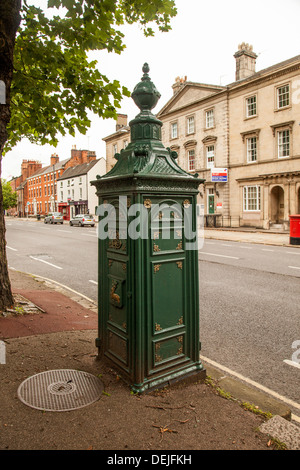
[17,369,103,412]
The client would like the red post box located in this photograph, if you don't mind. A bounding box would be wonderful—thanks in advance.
[289,215,300,245]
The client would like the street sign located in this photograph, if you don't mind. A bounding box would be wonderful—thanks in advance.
[211,168,228,182]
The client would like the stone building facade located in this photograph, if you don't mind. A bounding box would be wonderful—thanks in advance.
[57,158,106,220]
[158,78,229,225]
[102,45,300,229]
[157,44,300,229]
[103,114,130,173]
[228,47,300,229]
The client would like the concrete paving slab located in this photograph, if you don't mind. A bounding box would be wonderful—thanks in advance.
[259,415,300,450]
[204,229,291,246]
[216,376,291,420]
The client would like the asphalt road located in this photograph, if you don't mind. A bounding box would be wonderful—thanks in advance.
[201,238,300,278]
[5,218,300,419]
[6,218,99,301]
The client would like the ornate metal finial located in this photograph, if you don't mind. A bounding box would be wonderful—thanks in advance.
[142,63,150,79]
[131,63,161,112]
[143,63,149,73]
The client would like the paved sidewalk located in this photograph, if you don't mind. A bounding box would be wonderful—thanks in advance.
[204,227,292,246]
[0,268,299,451]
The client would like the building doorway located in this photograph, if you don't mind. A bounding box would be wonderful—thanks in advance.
[270,186,284,223]
[208,190,214,214]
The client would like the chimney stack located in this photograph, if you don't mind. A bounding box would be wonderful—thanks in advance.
[234,43,257,81]
[50,153,59,166]
[172,76,187,95]
[21,160,42,180]
[116,114,128,131]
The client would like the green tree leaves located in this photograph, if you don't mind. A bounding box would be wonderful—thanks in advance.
[4,0,176,152]
[1,180,17,210]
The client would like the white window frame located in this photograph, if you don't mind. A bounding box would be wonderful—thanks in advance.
[277,84,290,109]
[171,122,178,139]
[187,116,195,135]
[246,95,257,118]
[205,109,214,129]
[113,144,118,155]
[243,185,261,211]
[188,149,195,171]
[277,129,290,158]
[246,137,257,162]
[206,145,215,169]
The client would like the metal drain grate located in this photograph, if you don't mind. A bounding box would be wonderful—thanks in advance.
[17,369,103,412]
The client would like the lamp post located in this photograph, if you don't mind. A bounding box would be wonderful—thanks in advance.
[91,64,206,392]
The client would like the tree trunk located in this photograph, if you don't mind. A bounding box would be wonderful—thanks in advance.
[0,1,21,312]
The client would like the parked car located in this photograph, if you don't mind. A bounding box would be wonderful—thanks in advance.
[44,212,63,224]
[69,214,95,227]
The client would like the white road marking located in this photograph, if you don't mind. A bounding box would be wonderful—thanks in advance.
[222,244,232,247]
[6,246,18,251]
[29,256,63,270]
[201,355,300,414]
[200,252,239,260]
[89,280,98,285]
[283,359,300,370]
[287,251,300,255]
[262,249,274,252]
[288,266,300,270]
[239,246,252,249]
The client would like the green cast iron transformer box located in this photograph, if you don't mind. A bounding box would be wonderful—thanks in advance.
[91,64,206,393]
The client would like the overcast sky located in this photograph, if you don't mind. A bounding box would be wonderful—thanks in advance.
[3,0,300,180]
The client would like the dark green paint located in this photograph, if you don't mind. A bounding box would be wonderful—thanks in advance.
[91,64,206,392]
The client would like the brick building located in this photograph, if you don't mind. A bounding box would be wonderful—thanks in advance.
[26,154,69,216]
[26,146,97,216]
[12,160,43,216]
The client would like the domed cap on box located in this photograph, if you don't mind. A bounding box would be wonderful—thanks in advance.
[131,63,161,112]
